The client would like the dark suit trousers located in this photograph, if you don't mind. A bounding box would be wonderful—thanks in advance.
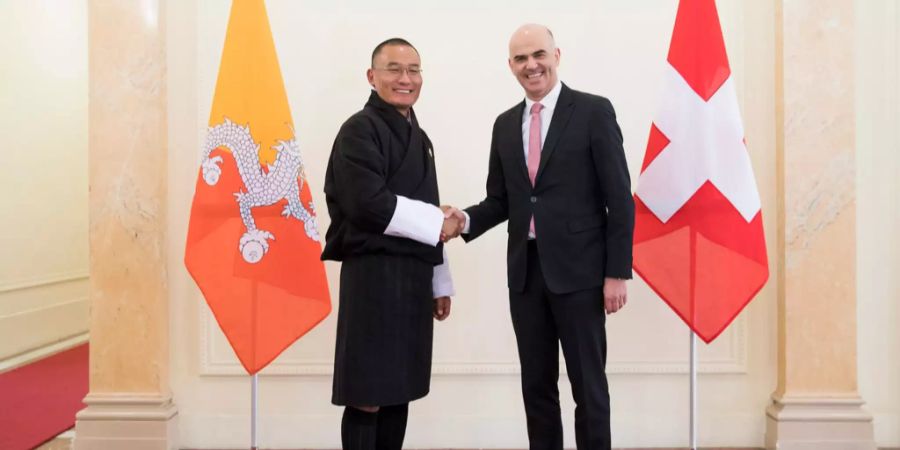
[510,241,611,450]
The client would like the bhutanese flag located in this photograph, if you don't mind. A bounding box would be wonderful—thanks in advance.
[184,0,331,374]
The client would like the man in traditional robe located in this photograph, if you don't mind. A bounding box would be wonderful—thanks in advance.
[321,38,461,450]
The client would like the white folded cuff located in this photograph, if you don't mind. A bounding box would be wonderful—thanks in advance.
[384,195,444,246]
[432,247,455,298]
[461,211,471,234]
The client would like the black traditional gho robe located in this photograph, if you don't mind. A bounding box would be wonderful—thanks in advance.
[322,91,446,406]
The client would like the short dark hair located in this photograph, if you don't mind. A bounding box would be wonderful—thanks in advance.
[371,38,419,67]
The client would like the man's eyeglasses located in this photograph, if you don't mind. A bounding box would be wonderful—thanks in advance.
[373,66,423,78]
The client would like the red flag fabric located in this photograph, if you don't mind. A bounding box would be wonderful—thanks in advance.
[633,0,768,343]
[184,0,331,374]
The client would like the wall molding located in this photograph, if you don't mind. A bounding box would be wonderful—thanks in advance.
[78,393,178,421]
[74,393,178,450]
[199,304,747,377]
[766,393,876,450]
[0,332,89,372]
[892,0,899,152]
[0,295,90,362]
[1,295,89,319]
[0,271,89,294]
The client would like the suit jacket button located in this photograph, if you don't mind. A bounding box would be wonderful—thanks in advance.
[530,196,537,203]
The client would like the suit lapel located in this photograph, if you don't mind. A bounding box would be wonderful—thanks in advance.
[509,101,530,184]
[535,84,575,185]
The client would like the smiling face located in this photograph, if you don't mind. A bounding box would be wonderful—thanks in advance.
[508,24,560,101]
[367,44,422,116]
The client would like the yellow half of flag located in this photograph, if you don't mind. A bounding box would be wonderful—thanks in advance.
[209,0,292,166]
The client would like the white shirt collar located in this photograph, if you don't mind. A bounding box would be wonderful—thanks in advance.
[524,80,563,114]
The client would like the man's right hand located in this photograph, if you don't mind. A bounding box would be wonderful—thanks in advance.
[603,277,628,314]
[440,205,467,242]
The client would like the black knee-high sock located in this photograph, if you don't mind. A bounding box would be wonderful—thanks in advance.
[342,407,377,450]
[375,403,408,450]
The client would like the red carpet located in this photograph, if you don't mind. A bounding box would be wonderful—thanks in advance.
[0,344,89,450]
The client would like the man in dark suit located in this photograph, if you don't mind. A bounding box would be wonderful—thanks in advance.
[445,24,634,450]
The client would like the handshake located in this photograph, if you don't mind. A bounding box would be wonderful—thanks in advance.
[439,205,467,243]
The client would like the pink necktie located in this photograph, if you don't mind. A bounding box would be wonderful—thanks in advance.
[528,102,543,236]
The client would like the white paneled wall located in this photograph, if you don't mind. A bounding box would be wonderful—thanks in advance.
[168,1,780,448]
[3,0,894,447]
[857,0,900,447]
[0,0,89,367]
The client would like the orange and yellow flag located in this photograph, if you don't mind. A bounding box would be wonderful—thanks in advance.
[184,0,331,375]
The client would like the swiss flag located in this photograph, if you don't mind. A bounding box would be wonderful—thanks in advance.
[184,0,331,374]
[633,0,768,343]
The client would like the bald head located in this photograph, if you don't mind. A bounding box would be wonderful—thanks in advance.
[509,24,556,55]
[507,24,560,101]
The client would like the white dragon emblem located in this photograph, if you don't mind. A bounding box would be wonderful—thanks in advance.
[201,118,319,264]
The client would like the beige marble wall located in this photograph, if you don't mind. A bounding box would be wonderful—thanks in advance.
[767,0,874,448]
[778,0,857,396]
[86,0,169,394]
[75,0,177,448]
[0,0,90,367]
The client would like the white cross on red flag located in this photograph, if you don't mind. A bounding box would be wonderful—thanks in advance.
[633,0,769,343]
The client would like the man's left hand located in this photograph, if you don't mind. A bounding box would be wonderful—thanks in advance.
[433,296,452,321]
[603,278,627,314]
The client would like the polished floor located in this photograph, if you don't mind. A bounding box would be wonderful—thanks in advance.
[39,440,767,450]
[35,437,900,450]
[34,438,73,450]
[38,440,766,450]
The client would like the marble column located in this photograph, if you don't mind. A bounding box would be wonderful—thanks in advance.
[766,1,876,449]
[73,1,177,449]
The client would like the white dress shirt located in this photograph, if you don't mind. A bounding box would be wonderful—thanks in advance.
[522,80,563,162]
[462,80,563,238]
